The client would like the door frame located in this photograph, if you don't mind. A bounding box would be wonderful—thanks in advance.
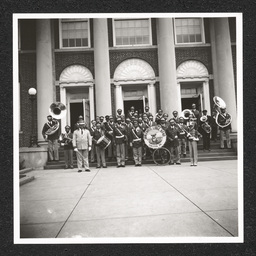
[59,83,95,133]
[113,80,157,118]
[178,78,211,114]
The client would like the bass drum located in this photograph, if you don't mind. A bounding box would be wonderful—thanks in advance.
[152,147,171,165]
[96,136,111,149]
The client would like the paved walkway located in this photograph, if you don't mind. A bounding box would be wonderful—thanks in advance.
[19,160,238,240]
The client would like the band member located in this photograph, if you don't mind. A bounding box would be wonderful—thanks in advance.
[155,109,164,124]
[125,118,134,160]
[92,122,107,168]
[166,119,181,165]
[211,110,218,142]
[98,116,105,130]
[177,117,188,158]
[143,106,152,118]
[199,110,212,151]
[59,125,73,169]
[113,117,127,167]
[89,120,97,163]
[187,120,201,166]
[130,120,143,166]
[42,115,60,161]
[127,106,135,120]
[163,113,169,123]
[217,108,232,149]
[116,109,123,121]
[172,111,179,124]
[73,120,92,172]
[104,115,115,160]
[191,104,200,124]
[160,117,168,131]
[138,117,146,131]
[148,115,156,127]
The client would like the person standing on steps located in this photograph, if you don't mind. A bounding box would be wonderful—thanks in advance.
[42,115,60,162]
[113,117,127,168]
[92,122,107,169]
[73,120,92,173]
[59,125,74,169]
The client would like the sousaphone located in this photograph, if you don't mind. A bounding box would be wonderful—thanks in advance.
[45,102,67,135]
[213,96,232,128]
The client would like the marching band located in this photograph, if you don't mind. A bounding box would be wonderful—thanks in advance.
[42,97,232,170]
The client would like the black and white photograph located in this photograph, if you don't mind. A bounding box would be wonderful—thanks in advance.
[13,13,243,243]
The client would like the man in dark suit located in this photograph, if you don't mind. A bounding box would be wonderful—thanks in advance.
[92,122,107,168]
[42,115,60,161]
[199,110,212,151]
[113,117,127,167]
[166,119,180,165]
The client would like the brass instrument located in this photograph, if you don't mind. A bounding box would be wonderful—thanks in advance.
[180,109,193,120]
[213,96,232,128]
[45,121,60,136]
[200,116,212,134]
[177,122,199,141]
[45,102,67,136]
[49,102,67,119]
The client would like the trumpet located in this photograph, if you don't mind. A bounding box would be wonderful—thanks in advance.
[200,116,212,134]
[213,96,232,128]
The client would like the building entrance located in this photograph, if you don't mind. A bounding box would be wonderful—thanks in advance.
[70,102,83,131]
[69,100,90,131]
[124,100,144,117]
[181,95,202,112]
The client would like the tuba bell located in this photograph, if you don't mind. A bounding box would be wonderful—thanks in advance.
[200,115,212,133]
[45,102,67,136]
[49,102,67,119]
[180,109,193,120]
[213,96,232,128]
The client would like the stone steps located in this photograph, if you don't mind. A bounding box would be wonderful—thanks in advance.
[44,148,237,169]
[19,167,35,186]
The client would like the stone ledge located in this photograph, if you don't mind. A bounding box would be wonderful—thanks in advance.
[20,147,48,153]
[20,175,35,186]
[20,167,33,174]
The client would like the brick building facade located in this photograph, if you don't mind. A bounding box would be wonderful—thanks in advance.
[18,16,237,147]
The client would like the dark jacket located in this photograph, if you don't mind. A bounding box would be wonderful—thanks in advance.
[42,120,60,141]
[59,132,73,150]
[166,126,180,147]
[113,123,127,144]
[129,126,143,148]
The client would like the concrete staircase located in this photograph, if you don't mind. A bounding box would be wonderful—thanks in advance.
[44,138,237,169]
[20,168,35,186]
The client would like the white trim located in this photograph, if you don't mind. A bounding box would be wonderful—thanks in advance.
[174,17,205,45]
[59,18,91,49]
[112,18,152,47]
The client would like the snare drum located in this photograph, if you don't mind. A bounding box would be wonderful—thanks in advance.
[96,136,111,149]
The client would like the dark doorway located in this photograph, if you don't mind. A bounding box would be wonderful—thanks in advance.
[70,102,83,131]
[124,100,144,117]
[181,95,201,112]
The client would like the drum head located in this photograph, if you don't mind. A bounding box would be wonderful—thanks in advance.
[144,125,166,149]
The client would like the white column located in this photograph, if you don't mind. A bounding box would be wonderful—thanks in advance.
[36,20,54,144]
[213,18,237,132]
[147,82,157,117]
[60,85,66,134]
[157,18,181,114]
[203,80,211,114]
[115,83,123,112]
[210,19,220,96]
[89,84,95,121]
[93,18,112,116]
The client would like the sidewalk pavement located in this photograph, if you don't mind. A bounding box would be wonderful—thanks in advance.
[19,160,238,240]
